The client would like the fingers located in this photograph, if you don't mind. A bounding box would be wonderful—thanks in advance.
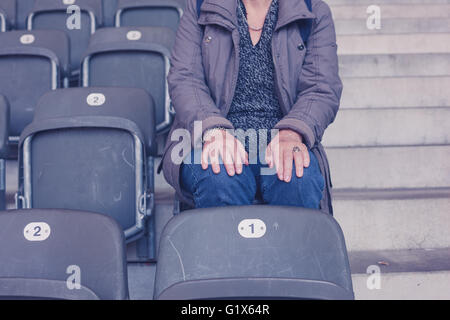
[222,144,235,176]
[232,140,244,175]
[236,139,249,166]
[283,149,294,182]
[234,149,243,175]
[293,150,304,178]
[301,144,310,168]
[210,146,221,174]
[265,144,273,168]
[272,144,283,181]
[201,143,210,170]
[202,134,249,177]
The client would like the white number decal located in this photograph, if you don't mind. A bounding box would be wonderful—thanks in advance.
[86,93,106,107]
[127,30,142,41]
[20,34,35,45]
[24,222,51,241]
[238,219,266,239]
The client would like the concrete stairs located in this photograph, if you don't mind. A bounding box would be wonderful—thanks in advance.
[324,0,450,299]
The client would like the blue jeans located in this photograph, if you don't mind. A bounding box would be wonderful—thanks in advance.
[181,149,325,209]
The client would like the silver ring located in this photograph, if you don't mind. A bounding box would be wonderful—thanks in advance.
[293,146,301,153]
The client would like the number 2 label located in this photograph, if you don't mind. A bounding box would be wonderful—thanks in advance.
[24,222,51,242]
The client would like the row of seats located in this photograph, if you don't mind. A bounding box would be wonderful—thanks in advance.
[0,206,354,300]
[0,0,185,31]
[0,1,181,262]
[0,0,355,300]
[1,1,181,152]
[0,0,182,84]
[0,87,354,300]
[0,26,175,154]
[1,87,157,253]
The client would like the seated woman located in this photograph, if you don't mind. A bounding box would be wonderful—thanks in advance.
[161,0,342,214]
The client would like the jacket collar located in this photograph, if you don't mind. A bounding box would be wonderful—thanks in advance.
[198,0,315,30]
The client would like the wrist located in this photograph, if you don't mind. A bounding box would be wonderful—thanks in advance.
[279,129,302,142]
[203,127,227,143]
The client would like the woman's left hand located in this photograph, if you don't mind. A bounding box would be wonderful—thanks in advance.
[265,129,310,182]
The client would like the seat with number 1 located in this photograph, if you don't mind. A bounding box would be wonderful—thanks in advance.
[155,205,354,300]
[0,209,128,300]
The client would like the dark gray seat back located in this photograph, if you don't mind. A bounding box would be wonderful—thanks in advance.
[0,0,16,31]
[155,206,354,300]
[16,0,35,29]
[102,0,118,27]
[27,0,103,76]
[18,87,156,240]
[82,26,175,133]
[0,209,128,300]
[116,0,185,33]
[0,30,69,138]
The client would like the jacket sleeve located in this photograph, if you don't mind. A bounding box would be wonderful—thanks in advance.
[274,1,343,148]
[167,0,234,139]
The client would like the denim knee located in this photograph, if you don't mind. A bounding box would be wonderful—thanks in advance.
[181,163,256,208]
[260,151,325,209]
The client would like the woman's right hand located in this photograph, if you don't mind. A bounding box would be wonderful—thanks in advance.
[201,129,249,176]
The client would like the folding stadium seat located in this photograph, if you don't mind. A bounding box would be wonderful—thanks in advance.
[0,0,16,31]
[0,30,70,152]
[17,88,157,256]
[16,0,34,29]
[115,0,185,33]
[103,0,118,27]
[81,27,175,133]
[0,209,128,300]
[27,0,103,83]
[155,206,355,300]
[0,97,9,211]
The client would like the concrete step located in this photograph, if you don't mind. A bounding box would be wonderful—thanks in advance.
[127,248,450,300]
[335,18,450,35]
[327,145,450,189]
[350,248,450,300]
[337,33,450,55]
[340,76,450,109]
[323,107,450,147]
[330,4,450,20]
[339,54,450,78]
[353,270,450,299]
[334,193,450,251]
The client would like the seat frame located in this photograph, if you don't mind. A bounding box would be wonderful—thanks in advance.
[114,4,184,29]
[0,12,6,32]
[0,47,61,144]
[17,132,154,241]
[81,47,173,133]
[27,8,97,35]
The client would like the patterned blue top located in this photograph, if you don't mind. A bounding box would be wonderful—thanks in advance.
[227,0,282,133]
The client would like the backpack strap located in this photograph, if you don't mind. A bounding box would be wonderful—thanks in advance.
[197,0,313,44]
[197,0,203,17]
[300,0,313,46]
